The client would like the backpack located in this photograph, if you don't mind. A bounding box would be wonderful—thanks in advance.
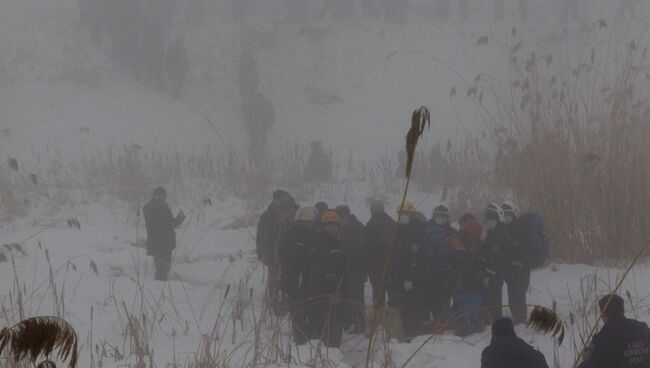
[425,223,454,270]
[517,212,550,269]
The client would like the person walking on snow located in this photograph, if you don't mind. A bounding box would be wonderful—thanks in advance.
[143,187,185,281]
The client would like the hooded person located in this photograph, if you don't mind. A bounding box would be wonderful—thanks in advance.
[480,202,513,322]
[388,202,432,339]
[257,190,299,315]
[578,295,650,368]
[279,207,318,344]
[306,211,347,347]
[481,317,549,368]
[143,187,185,281]
[334,205,367,333]
[363,199,396,308]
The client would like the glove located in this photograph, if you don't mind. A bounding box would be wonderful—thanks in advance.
[404,281,414,291]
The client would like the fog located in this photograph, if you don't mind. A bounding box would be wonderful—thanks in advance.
[1,0,649,367]
[2,0,638,164]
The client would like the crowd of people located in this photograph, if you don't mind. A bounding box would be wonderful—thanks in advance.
[256,190,551,346]
[255,190,650,367]
[139,186,650,366]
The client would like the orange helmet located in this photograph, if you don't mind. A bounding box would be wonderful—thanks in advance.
[321,211,341,225]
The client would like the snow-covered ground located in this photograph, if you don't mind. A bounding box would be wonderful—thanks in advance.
[1,189,649,367]
[3,0,650,366]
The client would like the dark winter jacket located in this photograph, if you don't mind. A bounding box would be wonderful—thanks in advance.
[450,230,486,294]
[424,221,457,270]
[363,211,396,281]
[481,223,513,278]
[278,222,315,301]
[340,214,367,279]
[307,231,347,299]
[481,335,549,368]
[256,205,282,266]
[503,220,535,271]
[387,219,431,308]
[578,317,650,368]
[143,199,184,257]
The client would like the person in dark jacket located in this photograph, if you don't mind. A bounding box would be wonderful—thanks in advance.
[307,211,347,347]
[388,202,432,338]
[279,207,318,344]
[166,35,189,99]
[257,190,298,315]
[578,294,650,368]
[447,216,486,336]
[335,205,367,333]
[481,203,512,322]
[143,187,185,281]
[501,202,531,324]
[363,199,396,308]
[304,141,332,183]
[425,204,457,320]
[481,317,549,368]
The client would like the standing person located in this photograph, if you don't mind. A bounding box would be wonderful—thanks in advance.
[304,141,333,183]
[501,202,530,324]
[389,202,431,339]
[165,35,189,99]
[244,92,275,162]
[425,204,457,322]
[363,200,395,308]
[481,317,549,368]
[257,190,299,315]
[335,205,367,334]
[361,0,377,19]
[493,0,505,21]
[561,0,579,24]
[279,207,318,344]
[459,0,469,21]
[578,294,650,368]
[287,0,310,21]
[143,187,185,281]
[447,216,486,336]
[519,0,528,21]
[307,211,347,347]
[481,203,512,322]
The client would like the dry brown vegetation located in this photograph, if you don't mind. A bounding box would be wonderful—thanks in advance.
[438,25,650,263]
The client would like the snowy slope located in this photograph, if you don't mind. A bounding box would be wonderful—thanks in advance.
[4,0,646,165]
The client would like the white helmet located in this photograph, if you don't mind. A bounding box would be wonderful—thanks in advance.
[501,201,520,218]
[485,202,505,222]
[294,207,317,222]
